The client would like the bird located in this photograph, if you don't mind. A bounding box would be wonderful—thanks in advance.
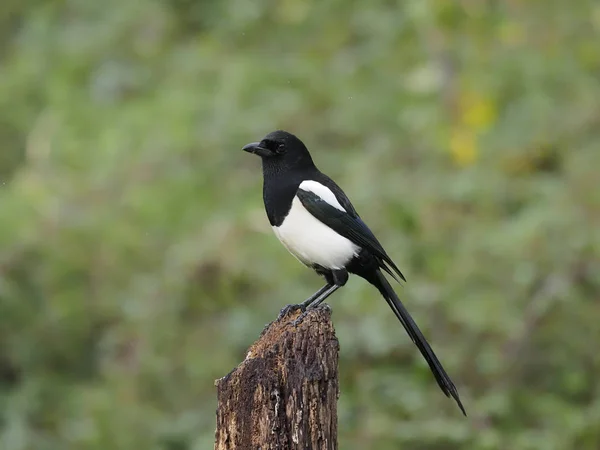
[242,130,466,415]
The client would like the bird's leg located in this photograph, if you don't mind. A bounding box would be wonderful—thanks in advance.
[292,269,348,326]
[307,269,348,309]
[277,284,332,320]
[305,284,341,309]
[299,283,333,309]
[291,285,340,326]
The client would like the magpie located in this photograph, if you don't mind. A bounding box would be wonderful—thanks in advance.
[242,130,466,415]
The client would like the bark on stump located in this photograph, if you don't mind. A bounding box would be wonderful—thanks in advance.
[215,306,339,450]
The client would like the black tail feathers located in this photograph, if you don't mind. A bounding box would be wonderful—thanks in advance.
[372,269,466,416]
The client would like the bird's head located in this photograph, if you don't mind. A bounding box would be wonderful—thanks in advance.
[242,130,315,171]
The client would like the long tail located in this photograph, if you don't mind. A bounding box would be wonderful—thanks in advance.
[372,269,466,415]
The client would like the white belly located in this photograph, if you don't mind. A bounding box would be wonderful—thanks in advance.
[272,196,359,270]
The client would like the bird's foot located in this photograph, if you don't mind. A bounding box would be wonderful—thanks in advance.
[291,303,331,326]
[291,310,309,327]
[309,302,331,312]
[277,303,305,321]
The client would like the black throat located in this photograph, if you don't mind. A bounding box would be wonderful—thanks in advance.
[261,159,319,227]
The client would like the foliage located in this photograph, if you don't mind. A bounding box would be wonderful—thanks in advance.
[1,0,599,449]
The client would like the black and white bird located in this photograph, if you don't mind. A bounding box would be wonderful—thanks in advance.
[242,130,465,415]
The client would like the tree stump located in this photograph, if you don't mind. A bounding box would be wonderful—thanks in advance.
[214,306,339,450]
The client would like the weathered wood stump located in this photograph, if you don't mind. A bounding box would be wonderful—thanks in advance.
[215,306,339,450]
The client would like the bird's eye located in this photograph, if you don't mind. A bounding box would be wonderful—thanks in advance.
[260,139,277,150]
[275,143,286,154]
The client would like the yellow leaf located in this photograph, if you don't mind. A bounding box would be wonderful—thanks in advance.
[450,128,478,167]
[460,92,496,131]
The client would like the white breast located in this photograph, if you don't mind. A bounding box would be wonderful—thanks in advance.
[273,190,359,270]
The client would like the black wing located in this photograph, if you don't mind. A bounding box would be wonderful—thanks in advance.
[296,185,406,282]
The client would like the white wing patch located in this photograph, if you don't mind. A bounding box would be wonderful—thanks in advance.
[298,180,346,212]
[272,190,359,270]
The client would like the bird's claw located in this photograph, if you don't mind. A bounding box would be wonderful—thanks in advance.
[277,303,306,321]
[291,303,331,326]
[291,310,309,327]
[278,302,331,326]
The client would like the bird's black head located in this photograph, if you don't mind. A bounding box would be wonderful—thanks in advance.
[242,130,315,174]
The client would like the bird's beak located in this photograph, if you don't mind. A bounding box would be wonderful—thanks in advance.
[242,142,272,157]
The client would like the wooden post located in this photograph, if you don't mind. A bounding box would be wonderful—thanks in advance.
[214,306,339,450]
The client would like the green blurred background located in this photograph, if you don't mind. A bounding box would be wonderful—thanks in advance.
[1,0,599,449]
